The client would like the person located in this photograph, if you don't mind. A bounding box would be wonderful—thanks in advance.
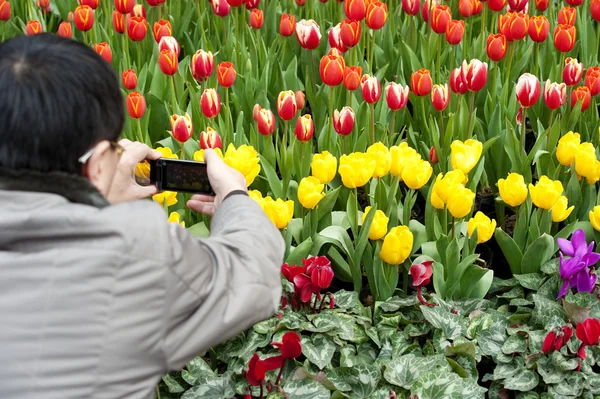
[0,34,284,398]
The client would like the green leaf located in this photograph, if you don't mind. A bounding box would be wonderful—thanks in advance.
[162,374,187,393]
[286,237,313,265]
[187,222,210,238]
[494,228,523,274]
[259,155,284,199]
[317,186,342,222]
[514,273,544,290]
[282,379,331,399]
[182,356,214,385]
[180,374,235,399]
[531,294,567,328]
[301,334,336,370]
[478,326,508,358]
[420,304,466,340]
[521,234,555,274]
[328,365,381,399]
[412,370,463,399]
[501,334,527,354]
[537,356,568,385]
[503,369,539,392]
[541,258,560,275]
[383,354,449,390]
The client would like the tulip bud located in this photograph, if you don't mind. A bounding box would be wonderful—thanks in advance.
[385,82,410,111]
[190,49,214,82]
[535,0,548,11]
[558,6,576,26]
[298,177,326,209]
[200,88,221,119]
[126,91,147,119]
[159,36,181,58]
[516,73,541,108]
[158,49,178,76]
[563,57,583,86]
[277,91,297,120]
[94,42,113,64]
[295,19,321,50]
[467,211,497,244]
[112,11,125,34]
[199,127,223,149]
[450,67,468,94]
[528,16,549,43]
[366,1,388,30]
[554,24,576,53]
[127,16,148,41]
[445,20,465,45]
[343,66,362,91]
[361,206,389,240]
[296,0,306,5]
[26,20,43,35]
[217,62,236,88]
[459,0,475,17]
[153,19,172,43]
[280,13,296,36]
[333,107,356,136]
[498,173,528,207]
[340,19,361,49]
[571,86,591,111]
[585,67,600,97]
[328,23,348,52]
[430,146,438,164]
[543,80,566,110]
[411,68,433,96]
[430,5,452,34]
[79,0,99,8]
[115,0,135,14]
[252,104,261,121]
[0,1,10,21]
[249,9,263,29]
[227,0,245,6]
[37,0,49,8]
[487,0,506,11]
[122,69,138,90]
[295,90,306,110]
[431,84,450,111]
[380,226,413,265]
[295,114,315,142]
[461,59,488,92]
[592,0,600,22]
[57,21,72,38]
[499,12,529,42]
[345,0,367,21]
[319,55,346,86]
[74,5,94,32]
[403,0,420,15]
[212,0,231,16]
[361,75,381,104]
[256,107,276,136]
[311,151,337,184]
[171,113,194,143]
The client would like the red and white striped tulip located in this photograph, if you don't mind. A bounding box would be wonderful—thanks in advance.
[295,19,322,50]
[385,82,410,111]
[460,59,488,92]
[431,84,450,111]
[333,107,356,136]
[516,73,541,108]
[563,57,583,86]
[543,81,567,110]
[171,113,194,143]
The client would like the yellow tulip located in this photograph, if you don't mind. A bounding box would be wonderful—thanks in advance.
[224,144,261,186]
[430,176,446,209]
[390,142,421,177]
[550,196,574,223]
[262,196,294,229]
[153,191,178,207]
[311,151,337,184]
[366,142,392,178]
[361,206,389,240]
[193,148,224,162]
[155,146,179,159]
[430,170,467,209]
[556,131,581,166]
[528,176,563,210]
[298,176,326,209]
[401,158,433,189]
[497,173,528,207]
[167,211,185,227]
[248,190,264,207]
[447,185,475,218]
[135,160,151,179]
[380,225,414,265]
[467,211,496,244]
[575,143,599,185]
[338,152,377,188]
[590,205,600,231]
[450,139,483,175]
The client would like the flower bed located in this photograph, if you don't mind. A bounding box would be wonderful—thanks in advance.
[6,0,600,397]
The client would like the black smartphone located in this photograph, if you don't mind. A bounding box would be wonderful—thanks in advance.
[149,158,214,195]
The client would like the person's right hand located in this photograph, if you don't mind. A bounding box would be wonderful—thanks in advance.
[186,149,247,216]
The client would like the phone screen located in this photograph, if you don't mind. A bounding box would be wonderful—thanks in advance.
[151,159,214,195]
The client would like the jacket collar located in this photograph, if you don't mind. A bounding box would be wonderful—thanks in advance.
[0,167,110,209]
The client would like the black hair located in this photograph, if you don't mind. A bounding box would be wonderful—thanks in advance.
[0,34,124,173]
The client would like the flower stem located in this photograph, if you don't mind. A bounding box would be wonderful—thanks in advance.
[169,75,178,114]
[329,85,334,152]
[136,118,144,144]
[402,267,408,293]
[369,29,376,73]
[520,107,527,154]
[275,360,285,386]
[417,287,436,307]
[451,216,456,239]
[389,111,396,145]
[259,384,264,399]
[370,102,375,145]
[310,50,316,97]
[465,91,475,140]
[312,294,319,313]
[225,87,230,146]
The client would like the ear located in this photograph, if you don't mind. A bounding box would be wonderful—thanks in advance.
[84,140,111,188]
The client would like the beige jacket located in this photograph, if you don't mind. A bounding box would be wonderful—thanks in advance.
[0,169,284,399]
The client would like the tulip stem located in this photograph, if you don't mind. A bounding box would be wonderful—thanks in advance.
[329,85,334,153]
[122,34,129,69]
[225,87,230,146]
[465,91,475,140]
[389,111,396,145]
[596,25,600,63]
[169,75,178,114]
[408,17,414,49]
[369,30,376,74]
[503,43,515,105]
[451,216,456,239]
[520,107,527,154]
[534,43,540,79]
[370,102,375,145]
[310,50,317,98]
[436,36,441,82]
[403,266,408,293]
[136,118,145,144]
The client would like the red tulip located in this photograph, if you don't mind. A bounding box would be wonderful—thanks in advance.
[564,58,584,86]
[122,69,138,90]
[516,73,541,108]
[543,81,566,109]
[411,68,433,96]
[74,5,94,31]
[340,19,361,48]
[227,0,245,6]
[127,16,148,41]
[255,107,276,136]
[343,66,362,91]
[421,0,439,22]
[26,20,43,35]
[171,113,194,143]
[486,33,507,61]
[345,0,367,21]
[190,49,214,82]
[319,55,346,86]
[473,0,483,15]
[295,19,321,50]
[112,10,125,34]
[565,0,583,6]
[245,354,266,386]
[385,82,410,111]
[217,61,236,88]
[361,74,381,103]
[115,0,135,14]
[366,1,388,30]
[159,36,180,58]
[410,261,433,287]
[158,49,178,75]
[277,90,297,121]
[507,0,527,12]
[130,4,146,18]
[295,114,314,142]
[295,90,306,110]
[280,13,296,36]
[558,7,576,26]
[152,19,172,43]
[459,0,476,17]
[57,21,72,38]
[246,0,260,9]
[403,0,420,15]
[542,330,557,354]
[461,59,488,92]
[450,67,468,94]
[571,86,591,111]
[576,318,600,360]
[528,15,549,43]
[329,23,348,52]
[146,0,165,5]
[487,0,506,12]
[94,42,112,64]
[445,20,465,45]
[585,66,600,96]
[212,0,231,16]
[554,24,576,53]
[79,0,99,8]
[281,263,306,282]
[0,1,10,21]
[592,0,600,22]
[333,106,355,136]
[126,91,146,119]
[296,0,306,5]
[431,83,450,111]
[430,5,452,34]
[200,88,221,118]
[430,146,438,164]
[499,12,529,41]
[250,9,263,29]
[199,127,223,149]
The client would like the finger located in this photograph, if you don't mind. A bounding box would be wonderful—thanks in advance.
[121,142,153,168]
[119,138,133,148]
[134,184,159,199]
[187,200,215,216]
[189,194,215,202]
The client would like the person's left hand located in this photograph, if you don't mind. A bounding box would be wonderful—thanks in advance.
[106,139,162,204]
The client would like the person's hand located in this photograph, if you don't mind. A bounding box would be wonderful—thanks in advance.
[187,148,247,216]
[106,139,162,204]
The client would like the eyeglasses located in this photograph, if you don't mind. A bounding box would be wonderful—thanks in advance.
[78,141,125,164]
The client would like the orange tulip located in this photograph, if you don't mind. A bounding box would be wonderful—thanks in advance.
[217,62,236,88]
[585,66,600,96]
[329,23,348,53]
[115,0,135,14]
[430,5,452,34]
[126,91,146,119]
[158,49,178,76]
[280,13,296,36]
[153,19,172,43]
[554,24,576,53]
[535,0,548,11]
[345,0,367,21]
[250,9,263,29]
[487,0,506,11]
[499,12,529,42]
[94,42,113,64]
[127,16,148,41]
[159,36,180,58]
[200,88,221,119]
[295,115,315,142]
[0,1,10,21]
[528,15,549,43]
[571,86,591,111]
[25,20,42,35]
[190,49,214,82]
[277,91,297,121]
[411,68,433,96]
[122,69,138,90]
[112,10,125,34]
[343,66,362,91]
[486,33,507,61]
[319,55,346,86]
[459,0,476,18]
[295,90,306,110]
[445,20,465,45]
[340,19,361,48]
[255,107,276,136]
[57,21,72,38]
[74,5,94,31]
[366,1,388,30]
[79,0,99,8]
[558,6,576,26]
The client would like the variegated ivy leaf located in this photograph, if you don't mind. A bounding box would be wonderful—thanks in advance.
[306,312,342,333]
[233,331,271,359]
[501,334,527,354]
[162,374,187,393]
[301,334,336,370]
[460,377,487,399]
[493,359,520,380]
[466,313,493,339]
[549,350,579,371]
[253,318,277,335]
[382,353,448,390]
[536,275,561,301]
[282,379,330,399]
[541,258,560,275]
[331,290,362,313]
[277,310,308,331]
[410,370,464,399]
[550,372,584,397]
[405,322,432,337]
[477,325,507,359]
[531,294,566,329]
[327,364,381,399]
[339,342,377,368]
[377,294,420,313]
[488,277,520,295]
[182,356,214,385]
[516,392,540,399]
[502,368,539,392]
[497,286,525,299]
[536,356,568,385]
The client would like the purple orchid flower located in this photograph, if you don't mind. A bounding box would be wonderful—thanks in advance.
[556,229,600,299]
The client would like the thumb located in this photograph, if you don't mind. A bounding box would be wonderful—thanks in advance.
[134,184,159,199]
